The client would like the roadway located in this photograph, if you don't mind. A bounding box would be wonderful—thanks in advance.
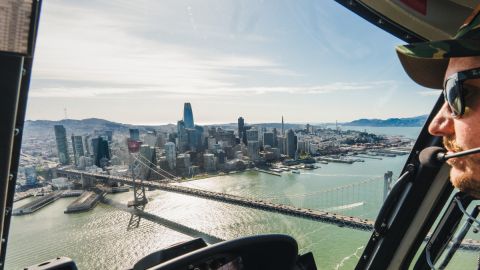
[57,169,373,231]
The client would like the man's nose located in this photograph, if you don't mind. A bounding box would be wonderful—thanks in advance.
[428,102,455,137]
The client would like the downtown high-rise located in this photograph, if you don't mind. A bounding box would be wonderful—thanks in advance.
[183,102,194,128]
[54,125,70,165]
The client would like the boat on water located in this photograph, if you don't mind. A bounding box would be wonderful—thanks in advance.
[292,170,300,174]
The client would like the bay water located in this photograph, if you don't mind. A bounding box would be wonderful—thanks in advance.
[6,127,478,269]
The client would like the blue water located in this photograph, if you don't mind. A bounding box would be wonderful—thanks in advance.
[6,126,479,269]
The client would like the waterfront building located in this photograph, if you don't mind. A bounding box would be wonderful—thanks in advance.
[247,141,260,161]
[129,128,140,141]
[164,142,176,170]
[271,148,281,159]
[242,126,251,145]
[246,129,258,144]
[203,153,216,172]
[238,117,244,142]
[54,125,70,165]
[139,145,157,179]
[297,140,307,155]
[176,153,191,176]
[71,135,85,166]
[287,129,296,158]
[263,132,274,148]
[24,166,37,186]
[278,136,286,155]
[189,165,200,177]
[51,177,71,190]
[92,136,110,168]
[183,102,195,128]
[217,150,226,164]
[273,128,278,147]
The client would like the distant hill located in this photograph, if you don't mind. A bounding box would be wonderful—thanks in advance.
[343,115,428,127]
[24,118,176,137]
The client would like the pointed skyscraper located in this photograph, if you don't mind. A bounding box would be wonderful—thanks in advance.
[183,102,194,128]
[281,116,284,136]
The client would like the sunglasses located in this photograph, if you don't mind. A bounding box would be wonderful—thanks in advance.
[443,67,480,117]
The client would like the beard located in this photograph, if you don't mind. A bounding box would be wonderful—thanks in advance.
[443,137,480,198]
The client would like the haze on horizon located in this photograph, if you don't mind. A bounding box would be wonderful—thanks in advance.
[26,0,439,125]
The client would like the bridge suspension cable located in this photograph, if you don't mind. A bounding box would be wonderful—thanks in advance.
[133,154,178,181]
[263,176,382,201]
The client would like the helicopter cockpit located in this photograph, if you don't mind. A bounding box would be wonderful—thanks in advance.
[1,1,480,269]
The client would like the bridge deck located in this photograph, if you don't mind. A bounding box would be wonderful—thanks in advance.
[56,169,480,250]
[58,169,373,230]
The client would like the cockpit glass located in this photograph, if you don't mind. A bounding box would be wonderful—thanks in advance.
[6,1,446,269]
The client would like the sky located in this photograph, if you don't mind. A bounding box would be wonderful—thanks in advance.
[26,0,440,125]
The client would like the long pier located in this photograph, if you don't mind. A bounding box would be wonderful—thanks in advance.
[253,168,282,177]
[64,191,105,213]
[57,169,373,231]
[13,191,63,215]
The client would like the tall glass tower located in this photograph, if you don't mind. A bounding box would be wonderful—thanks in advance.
[183,102,194,128]
[54,125,70,165]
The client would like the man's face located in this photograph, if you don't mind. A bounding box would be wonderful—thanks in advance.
[428,56,480,198]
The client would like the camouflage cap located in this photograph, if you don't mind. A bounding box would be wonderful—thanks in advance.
[396,5,480,89]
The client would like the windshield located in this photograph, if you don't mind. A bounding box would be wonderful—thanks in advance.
[4,1,453,269]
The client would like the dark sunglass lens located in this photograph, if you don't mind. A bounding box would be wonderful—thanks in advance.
[445,79,463,116]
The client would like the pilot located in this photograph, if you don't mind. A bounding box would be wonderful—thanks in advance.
[396,6,480,198]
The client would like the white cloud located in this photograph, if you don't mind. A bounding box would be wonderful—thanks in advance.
[30,81,396,98]
[31,0,298,100]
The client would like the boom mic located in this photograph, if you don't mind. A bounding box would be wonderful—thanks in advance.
[419,146,480,167]
[419,146,446,167]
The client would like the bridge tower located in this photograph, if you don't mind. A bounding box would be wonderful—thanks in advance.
[383,171,393,201]
[127,139,148,207]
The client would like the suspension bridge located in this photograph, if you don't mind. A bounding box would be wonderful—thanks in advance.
[56,168,376,231]
[54,151,480,251]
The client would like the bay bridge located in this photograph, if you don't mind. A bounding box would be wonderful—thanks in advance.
[56,169,375,231]
[54,156,480,251]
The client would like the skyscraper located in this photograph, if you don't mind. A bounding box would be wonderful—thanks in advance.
[176,120,188,152]
[246,129,258,144]
[92,137,110,168]
[247,141,260,161]
[183,102,194,128]
[139,145,157,180]
[263,132,274,147]
[54,125,70,165]
[71,135,85,165]
[286,129,296,158]
[281,116,284,136]
[238,117,244,142]
[164,142,176,170]
[129,128,140,141]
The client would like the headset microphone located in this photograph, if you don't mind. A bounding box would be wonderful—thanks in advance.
[419,146,480,167]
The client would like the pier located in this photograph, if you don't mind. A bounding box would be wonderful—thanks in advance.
[316,157,354,164]
[64,191,105,214]
[253,168,282,177]
[12,192,63,216]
